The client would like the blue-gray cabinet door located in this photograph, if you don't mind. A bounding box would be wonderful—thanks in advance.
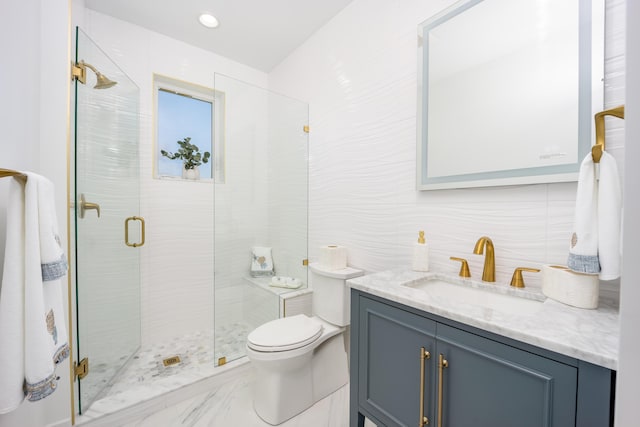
[358,296,436,427]
[435,323,577,427]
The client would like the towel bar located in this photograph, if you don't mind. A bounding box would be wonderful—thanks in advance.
[0,168,27,180]
[592,105,625,163]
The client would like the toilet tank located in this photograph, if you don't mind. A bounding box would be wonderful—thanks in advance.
[310,263,364,326]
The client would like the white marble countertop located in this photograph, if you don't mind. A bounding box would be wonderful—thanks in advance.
[347,270,619,370]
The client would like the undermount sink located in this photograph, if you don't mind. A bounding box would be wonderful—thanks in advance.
[404,277,545,316]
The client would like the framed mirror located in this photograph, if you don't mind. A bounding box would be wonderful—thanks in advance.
[417,0,604,190]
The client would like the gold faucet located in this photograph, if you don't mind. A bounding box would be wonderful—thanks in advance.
[473,236,495,282]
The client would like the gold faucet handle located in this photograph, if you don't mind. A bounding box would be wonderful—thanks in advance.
[450,257,471,278]
[510,267,541,288]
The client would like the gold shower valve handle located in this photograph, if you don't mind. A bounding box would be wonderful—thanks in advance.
[510,267,540,288]
[450,257,471,278]
[79,194,100,218]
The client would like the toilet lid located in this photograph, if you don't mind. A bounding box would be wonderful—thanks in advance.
[247,314,323,352]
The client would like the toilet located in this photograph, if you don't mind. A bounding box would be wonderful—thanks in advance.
[246,263,364,425]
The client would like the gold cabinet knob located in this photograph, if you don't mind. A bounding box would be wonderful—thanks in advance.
[450,256,471,278]
[510,267,540,288]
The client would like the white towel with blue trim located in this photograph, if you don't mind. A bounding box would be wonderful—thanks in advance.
[567,152,622,280]
[251,246,274,277]
[0,173,69,413]
[597,152,622,280]
[568,154,599,274]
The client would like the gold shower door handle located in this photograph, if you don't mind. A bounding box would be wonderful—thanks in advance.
[437,354,448,427]
[419,347,431,426]
[125,216,145,247]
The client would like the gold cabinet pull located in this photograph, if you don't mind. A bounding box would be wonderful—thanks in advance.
[79,194,101,218]
[125,216,145,247]
[437,354,448,427]
[419,347,431,426]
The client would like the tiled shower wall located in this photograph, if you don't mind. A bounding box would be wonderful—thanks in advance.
[269,0,626,289]
[83,11,271,345]
[82,8,310,346]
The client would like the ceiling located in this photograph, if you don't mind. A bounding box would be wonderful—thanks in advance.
[85,0,354,72]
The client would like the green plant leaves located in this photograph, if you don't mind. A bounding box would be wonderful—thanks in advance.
[160,137,211,170]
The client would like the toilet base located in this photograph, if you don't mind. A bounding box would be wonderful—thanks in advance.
[250,333,348,425]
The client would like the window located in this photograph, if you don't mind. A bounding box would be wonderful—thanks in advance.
[154,74,225,182]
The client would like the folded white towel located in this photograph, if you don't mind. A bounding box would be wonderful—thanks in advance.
[251,246,274,277]
[597,152,622,280]
[568,154,600,274]
[0,173,69,413]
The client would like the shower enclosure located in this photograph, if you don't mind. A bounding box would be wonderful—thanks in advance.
[72,31,308,417]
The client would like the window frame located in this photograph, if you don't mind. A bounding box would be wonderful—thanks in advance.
[153,74,226,182]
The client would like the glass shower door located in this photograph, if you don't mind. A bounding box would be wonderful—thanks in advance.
[213,74,308,365]
[74,28,141,412]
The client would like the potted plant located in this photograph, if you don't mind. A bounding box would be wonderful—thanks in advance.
[160,137,211,180]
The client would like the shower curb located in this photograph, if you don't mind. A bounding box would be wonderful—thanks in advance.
[75,358,251,426]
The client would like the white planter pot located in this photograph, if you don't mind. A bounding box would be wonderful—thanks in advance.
[182,166,200,180]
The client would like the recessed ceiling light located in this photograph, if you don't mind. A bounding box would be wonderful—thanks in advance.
[199,13,219,29]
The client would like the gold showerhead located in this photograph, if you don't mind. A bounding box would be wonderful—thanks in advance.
[93,71,117,89]
[73,61,118,89]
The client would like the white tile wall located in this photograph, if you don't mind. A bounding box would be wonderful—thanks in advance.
[269,0,626,291]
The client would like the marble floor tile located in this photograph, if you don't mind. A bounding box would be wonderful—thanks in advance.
[120,368,350,427]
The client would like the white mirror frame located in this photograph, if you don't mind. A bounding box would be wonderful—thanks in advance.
[417,0,604,190]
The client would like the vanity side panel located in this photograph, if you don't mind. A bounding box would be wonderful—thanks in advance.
[576,360,615,427]
[349,289,365,427]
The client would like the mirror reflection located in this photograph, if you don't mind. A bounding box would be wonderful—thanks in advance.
[417,0,603,190]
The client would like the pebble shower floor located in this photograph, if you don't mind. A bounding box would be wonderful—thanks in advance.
[81,322,252,415]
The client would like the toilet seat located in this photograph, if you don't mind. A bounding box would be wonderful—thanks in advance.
[247,314,323,352]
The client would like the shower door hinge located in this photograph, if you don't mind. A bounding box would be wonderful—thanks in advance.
[303,125,309,133]
[74,357,89,380]
[302,259,309,266]
[71,62,86,84]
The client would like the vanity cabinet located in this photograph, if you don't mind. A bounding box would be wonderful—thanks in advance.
[350,290,615,427]
[356,296,437,427]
